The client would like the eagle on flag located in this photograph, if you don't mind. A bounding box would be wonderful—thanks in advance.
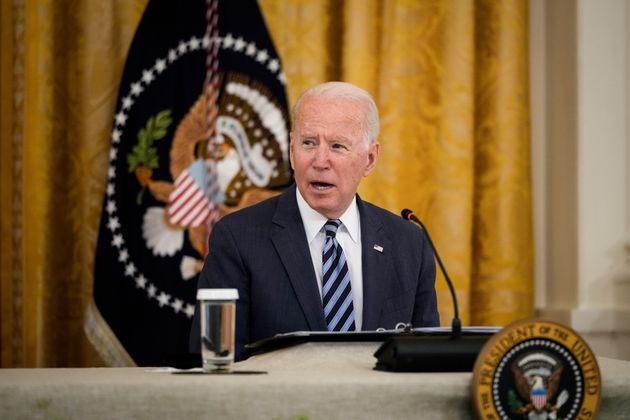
[87,0,292,367]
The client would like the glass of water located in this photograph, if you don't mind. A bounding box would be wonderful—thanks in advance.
[197,288,239,372]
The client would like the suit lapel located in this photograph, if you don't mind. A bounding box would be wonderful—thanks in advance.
[271,186,327,331]
[359,198,392,330]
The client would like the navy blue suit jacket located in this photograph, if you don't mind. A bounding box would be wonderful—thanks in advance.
[189,185,439,361]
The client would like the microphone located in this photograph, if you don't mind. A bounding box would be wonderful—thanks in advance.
[401,209,461,338]
[373,209,497,372]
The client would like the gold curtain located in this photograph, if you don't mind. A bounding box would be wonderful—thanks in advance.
[260,0,533,327]
[1,0,532,367]
[0,0,147,367]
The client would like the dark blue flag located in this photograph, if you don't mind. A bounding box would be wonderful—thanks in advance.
[87,0,292,366]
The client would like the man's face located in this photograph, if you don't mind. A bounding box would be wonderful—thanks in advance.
[290,95,379,219]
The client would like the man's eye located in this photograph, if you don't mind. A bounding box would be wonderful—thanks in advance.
[302,139,315,146]
[332,143,347,150]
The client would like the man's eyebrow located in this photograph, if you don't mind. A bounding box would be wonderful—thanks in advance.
[328,136,351,143]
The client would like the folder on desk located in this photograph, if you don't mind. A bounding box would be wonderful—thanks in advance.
[247,326,500,371]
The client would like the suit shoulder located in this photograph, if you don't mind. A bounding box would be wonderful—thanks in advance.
[361,201,420,234]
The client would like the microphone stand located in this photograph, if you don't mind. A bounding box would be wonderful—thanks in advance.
[402,210,461,339]
[373,209,496,372]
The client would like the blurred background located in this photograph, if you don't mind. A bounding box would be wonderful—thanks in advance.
[1,0,628,367]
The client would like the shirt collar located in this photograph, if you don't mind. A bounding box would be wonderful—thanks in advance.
[295,187,360,244]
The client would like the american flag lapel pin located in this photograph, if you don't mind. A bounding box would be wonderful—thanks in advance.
[373,244,384,253]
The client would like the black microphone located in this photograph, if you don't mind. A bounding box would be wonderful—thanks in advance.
[373,209,497,372]
[401,209,461,338]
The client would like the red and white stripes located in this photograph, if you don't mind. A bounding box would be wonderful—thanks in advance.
[167,170,212,227]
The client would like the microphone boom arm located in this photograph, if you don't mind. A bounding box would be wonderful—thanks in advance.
[402,209,461,338]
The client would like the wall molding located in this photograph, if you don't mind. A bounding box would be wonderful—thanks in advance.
[537,308,630,333]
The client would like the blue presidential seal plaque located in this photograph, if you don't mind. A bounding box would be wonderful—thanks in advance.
[472,319,601,419]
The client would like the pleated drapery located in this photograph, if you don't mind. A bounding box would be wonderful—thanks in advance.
[0,0,532,367]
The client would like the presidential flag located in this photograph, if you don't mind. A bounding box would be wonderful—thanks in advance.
[87,0,292,366]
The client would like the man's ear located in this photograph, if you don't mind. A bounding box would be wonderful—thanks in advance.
[363,141,379,176]
[289,131,295,170]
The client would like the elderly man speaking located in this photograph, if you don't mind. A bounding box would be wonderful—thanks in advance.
[190,82,439,361]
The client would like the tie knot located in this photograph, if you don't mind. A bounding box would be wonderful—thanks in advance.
[324,219,341,238]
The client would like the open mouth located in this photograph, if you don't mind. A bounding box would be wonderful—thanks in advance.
[311,182,334,190]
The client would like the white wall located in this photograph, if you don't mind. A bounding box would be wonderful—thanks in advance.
[530,0,630,360]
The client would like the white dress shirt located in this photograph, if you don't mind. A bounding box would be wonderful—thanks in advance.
[295,188,363,331]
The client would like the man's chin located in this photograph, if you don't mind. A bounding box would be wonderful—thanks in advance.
[313,203,346,219]
[303,186,335,199]
[304,197,338,218]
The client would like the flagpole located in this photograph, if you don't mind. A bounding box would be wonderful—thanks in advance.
[204,0,221,252]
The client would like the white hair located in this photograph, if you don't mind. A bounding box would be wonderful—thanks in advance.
[291,81,380,146]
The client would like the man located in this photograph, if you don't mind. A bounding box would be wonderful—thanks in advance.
[190,82,439,361]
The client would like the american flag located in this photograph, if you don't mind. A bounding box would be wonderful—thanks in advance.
[167,159,215,227]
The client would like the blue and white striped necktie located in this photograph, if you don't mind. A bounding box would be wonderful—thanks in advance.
[322,219,355,331]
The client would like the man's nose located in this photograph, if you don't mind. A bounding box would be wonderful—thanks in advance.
[312,144,330,168]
